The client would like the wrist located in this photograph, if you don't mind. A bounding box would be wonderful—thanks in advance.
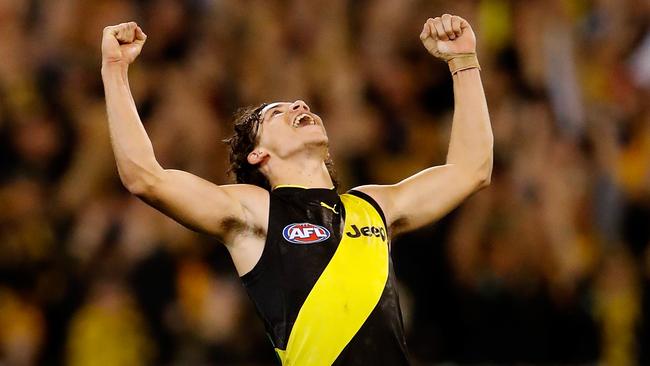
[447,53,480,75]
[101,61,129,77]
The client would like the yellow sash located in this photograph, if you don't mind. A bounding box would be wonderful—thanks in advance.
[275,193,389,365]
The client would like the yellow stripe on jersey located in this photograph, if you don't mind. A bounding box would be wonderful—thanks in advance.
[273,184,336,190]
[273,184,310,190]
[275,193,389,365]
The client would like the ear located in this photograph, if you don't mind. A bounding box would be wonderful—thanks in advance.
[247,149,269,165]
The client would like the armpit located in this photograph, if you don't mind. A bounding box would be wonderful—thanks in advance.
[389,216,410,237]
[220,216,266,241]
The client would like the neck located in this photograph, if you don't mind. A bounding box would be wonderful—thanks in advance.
[265,155,334,190]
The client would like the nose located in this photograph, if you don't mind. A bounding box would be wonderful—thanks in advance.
[291,100,310,112]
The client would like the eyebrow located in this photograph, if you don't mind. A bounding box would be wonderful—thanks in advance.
[260,102,286,121]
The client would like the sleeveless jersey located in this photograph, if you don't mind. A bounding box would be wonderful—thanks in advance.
[241,186,410,365]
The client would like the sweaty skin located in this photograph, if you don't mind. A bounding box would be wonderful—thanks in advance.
[100,14,492,276]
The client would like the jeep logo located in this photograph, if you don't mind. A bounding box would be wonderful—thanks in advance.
[345,224,386,242]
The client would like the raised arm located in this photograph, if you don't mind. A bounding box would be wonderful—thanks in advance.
[356,14,493,235]
[101,22,268,243]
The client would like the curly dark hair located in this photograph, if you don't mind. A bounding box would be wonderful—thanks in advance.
[223,103,338,191]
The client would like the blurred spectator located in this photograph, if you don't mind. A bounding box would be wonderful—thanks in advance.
[0,287,44,366]
[65,279,153,366]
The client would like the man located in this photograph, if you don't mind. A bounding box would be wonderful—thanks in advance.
[101,13,492,365]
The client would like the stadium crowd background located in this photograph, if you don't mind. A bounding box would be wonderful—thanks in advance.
[0,0,648,365]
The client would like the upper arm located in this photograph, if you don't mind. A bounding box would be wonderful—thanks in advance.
[354,164,486,236]
[134,169,269,243]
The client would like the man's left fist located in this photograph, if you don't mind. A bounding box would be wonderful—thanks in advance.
[420,14,476,61]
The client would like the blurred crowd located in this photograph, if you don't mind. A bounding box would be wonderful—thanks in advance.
[0,0,648,365]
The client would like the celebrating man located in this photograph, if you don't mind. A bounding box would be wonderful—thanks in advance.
[101,13,492,365]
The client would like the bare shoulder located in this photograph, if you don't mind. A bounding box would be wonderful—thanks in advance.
[218,183,270,238]
[140,169,271,244]
[220,183,270,218]
[219,182,269,201]
[353,165,484,237]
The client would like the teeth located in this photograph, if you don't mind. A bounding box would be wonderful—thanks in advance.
[293,113,314,127]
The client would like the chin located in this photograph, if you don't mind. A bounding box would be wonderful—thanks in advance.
[305,133,329,147]
[276,136,328,159]
[299,135,328,158]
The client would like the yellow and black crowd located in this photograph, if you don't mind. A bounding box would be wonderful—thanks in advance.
[0,0,648,365]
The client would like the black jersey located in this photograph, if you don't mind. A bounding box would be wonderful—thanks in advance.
[241,186,410,365]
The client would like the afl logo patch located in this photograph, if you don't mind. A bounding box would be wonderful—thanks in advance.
[282,223,330,244]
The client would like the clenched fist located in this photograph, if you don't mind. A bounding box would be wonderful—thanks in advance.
[102,22,147,66]
[420,14,480,74]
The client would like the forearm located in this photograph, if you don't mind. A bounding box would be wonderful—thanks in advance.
[102,63,162,192]
[446,68,493,183]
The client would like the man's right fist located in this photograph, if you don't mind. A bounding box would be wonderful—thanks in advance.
[102,22,147,66]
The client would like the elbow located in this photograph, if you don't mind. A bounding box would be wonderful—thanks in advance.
[472,152,493,191]
[469,170,491,192]
[476,171,491,189]
[117,162,163,197]
[122,176,156,197]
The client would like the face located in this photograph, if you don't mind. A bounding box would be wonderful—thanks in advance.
[248,100,328,164]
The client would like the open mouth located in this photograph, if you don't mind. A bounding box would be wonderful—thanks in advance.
[292,113,315,128]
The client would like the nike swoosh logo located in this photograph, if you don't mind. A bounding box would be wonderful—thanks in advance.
[320,202,339,214]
